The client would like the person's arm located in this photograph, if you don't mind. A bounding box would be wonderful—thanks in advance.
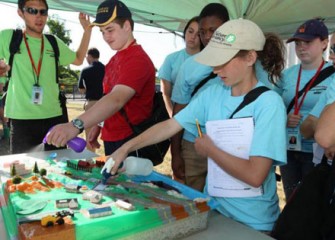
[71,13,92,66]
[300,115,318,139]
[0,60,9,77]
[160,79,173,117]
[315,103,335,149]
[78,70,86,94]
[78,88,86,94]
[46,85,135,147]
[194,134,272,188]
[110,118,183,175]
[170,103,187,180]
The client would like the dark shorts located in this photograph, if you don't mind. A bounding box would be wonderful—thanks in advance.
[10,115,67,154]
[103,134,144,159]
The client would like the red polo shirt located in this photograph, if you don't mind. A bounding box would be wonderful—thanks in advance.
[101,44,155,141]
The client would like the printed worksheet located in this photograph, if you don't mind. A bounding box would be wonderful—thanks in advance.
[206,117,263,198]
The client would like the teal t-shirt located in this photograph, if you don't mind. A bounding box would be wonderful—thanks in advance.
[277,62,334,152]
[171,55,277,143]
[310,76,335,117]
[0,29,76,119]
[171,54,223,142]
[158,48,191,88]
[174,81,287,231]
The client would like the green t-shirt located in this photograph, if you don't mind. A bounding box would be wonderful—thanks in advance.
[0,29,76,119]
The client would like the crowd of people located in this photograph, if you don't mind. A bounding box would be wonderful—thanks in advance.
[1,0,335,236]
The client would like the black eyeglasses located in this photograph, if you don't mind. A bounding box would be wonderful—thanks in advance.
[23,7,48,16]
[330,44,335,55]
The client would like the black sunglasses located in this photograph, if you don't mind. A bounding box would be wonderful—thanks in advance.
[23,7,48,16]
[330,44,335,55]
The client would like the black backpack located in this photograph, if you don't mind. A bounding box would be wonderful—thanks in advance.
[2,29,68,122]
[120,91,170,166]
[271,155,335,240]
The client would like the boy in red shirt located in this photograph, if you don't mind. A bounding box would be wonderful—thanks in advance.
[46,0,156,155]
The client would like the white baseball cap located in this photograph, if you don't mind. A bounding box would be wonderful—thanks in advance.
[195,19,265,67]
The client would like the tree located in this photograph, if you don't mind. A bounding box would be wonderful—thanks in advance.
[46,16,79,91]
[33,161,39,175]
[10,164,16,177]
[40,168,47,177]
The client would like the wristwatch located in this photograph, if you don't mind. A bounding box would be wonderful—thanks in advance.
[71,119,84,133]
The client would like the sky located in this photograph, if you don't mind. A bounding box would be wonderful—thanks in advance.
[0,2,185,71]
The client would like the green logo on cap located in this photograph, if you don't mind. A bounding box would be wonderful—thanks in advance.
[226,34,236,43]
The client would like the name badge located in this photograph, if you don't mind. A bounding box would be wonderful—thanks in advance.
[287,128,302,151]
[32,85,43,105]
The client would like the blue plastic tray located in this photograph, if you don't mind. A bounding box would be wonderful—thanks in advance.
[129,171,218,209]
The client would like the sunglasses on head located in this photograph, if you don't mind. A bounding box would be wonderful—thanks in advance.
[330,44,335,55]
[23,7,48,16]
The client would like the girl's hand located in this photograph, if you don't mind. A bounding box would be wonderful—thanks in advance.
[287,113,302,128]
[194,134,214,157]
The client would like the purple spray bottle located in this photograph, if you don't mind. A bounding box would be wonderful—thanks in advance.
[43,127,86,153]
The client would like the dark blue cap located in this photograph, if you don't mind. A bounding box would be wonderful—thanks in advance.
[91,0,131,27]
[287,19,329,43]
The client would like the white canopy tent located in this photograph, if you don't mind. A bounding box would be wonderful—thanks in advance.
[0,0,334,39]
[1,0,334,67]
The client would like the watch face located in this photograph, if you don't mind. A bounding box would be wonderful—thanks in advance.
[72,119,84,129]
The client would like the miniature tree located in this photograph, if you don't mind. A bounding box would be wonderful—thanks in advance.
[40,168,47,177]
[33,161,40,175]
[10,164,16,177]
[12,176,22,184]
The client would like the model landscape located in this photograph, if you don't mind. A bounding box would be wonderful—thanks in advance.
[0,155,212,240]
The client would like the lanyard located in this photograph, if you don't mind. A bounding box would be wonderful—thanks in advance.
[23,32,44,86]
[293,60,325,115]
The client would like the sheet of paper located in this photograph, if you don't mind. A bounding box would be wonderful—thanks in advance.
[206,118,263,198]
[312,143,324,164]
[312,143,333,165]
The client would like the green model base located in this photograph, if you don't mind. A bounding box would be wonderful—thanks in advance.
[1,158,210,240]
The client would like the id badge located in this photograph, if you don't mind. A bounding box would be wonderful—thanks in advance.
[31,85,43,105]
[287,128,302,151]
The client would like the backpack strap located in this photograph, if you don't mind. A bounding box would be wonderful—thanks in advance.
[286,65,335,114]
[6,30,60,83]
[229,86,270,119]
[120,107,135,132]
[44,34,60,83]
[7,29,23,80]
[191,72,217,97]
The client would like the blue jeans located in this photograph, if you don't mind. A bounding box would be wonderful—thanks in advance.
[280,150,315,200]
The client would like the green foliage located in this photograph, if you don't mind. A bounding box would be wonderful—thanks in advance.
[40,168,47,177]
[46,16,78,86]
[10,165,16,177]
[47,16,72,46]
[33,161,39,174]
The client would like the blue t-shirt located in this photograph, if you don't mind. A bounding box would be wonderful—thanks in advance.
[171,54,223,142]
[158,48,191,88]
[325,79,335,104]
[310,77,335,117]
[172,56,276,143]
[277,62,334,152]
[174,81,287,231]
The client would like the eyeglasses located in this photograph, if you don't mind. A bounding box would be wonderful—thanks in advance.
[23,7,48,16]
[330,44,335,55]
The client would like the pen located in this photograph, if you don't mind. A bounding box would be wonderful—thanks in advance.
[195,119,202,137]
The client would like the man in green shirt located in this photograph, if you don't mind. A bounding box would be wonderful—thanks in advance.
[0,0,92,153]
